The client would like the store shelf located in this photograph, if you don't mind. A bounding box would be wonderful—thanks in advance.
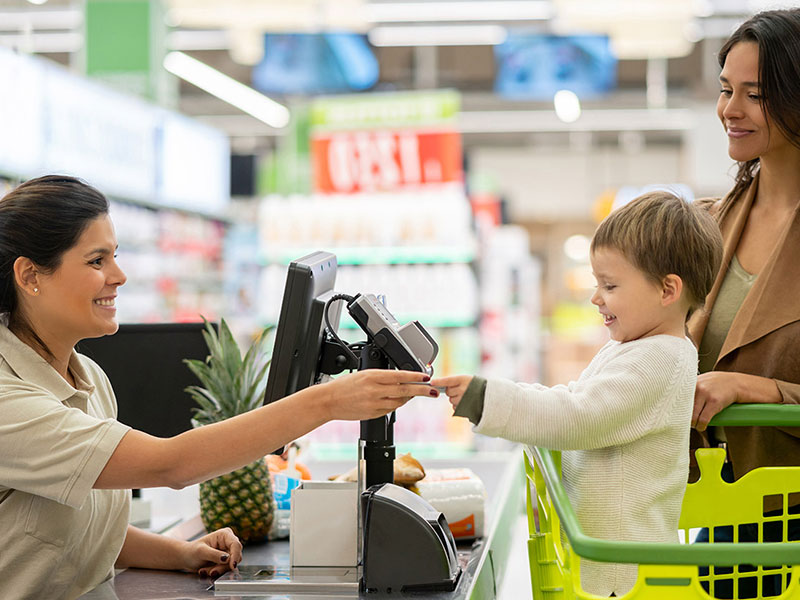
[338,315,477,329]
[260,245,476,265]
[261,318,476,330]
[111,199,228,324]
[306,441,477,461]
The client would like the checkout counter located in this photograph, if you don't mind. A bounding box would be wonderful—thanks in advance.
[79,450,524,600]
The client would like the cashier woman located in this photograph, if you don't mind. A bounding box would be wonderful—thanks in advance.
[0,175,437,600]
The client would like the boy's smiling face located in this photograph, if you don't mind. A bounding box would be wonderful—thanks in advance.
[590,246,672,343]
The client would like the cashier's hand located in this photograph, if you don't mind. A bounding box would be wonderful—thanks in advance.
[324,369,438,421]
[182,527,243,578]
[430,375,473,410]
[692,371,739,432]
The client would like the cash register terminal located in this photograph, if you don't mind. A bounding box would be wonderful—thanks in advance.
[218,251,461,594]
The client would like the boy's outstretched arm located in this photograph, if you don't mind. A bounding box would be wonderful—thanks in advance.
[431,375,473,409]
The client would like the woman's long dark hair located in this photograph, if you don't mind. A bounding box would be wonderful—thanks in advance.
[718,9,800,202]
[0,175,109,358]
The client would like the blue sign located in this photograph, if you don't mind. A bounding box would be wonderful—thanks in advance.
[495,34,617,100]
[252,33,379,95]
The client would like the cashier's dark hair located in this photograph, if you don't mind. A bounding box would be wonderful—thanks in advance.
[718,9,800,202]
[0,175,109,359]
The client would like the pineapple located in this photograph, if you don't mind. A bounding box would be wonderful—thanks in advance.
[184,318,276,543]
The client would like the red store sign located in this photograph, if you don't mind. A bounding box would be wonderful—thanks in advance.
[311,128,463,194]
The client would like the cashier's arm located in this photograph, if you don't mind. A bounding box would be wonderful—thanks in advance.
[94,369,433,490]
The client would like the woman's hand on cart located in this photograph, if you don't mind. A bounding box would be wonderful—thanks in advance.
[693,371,783,431]
[693,372,740,431]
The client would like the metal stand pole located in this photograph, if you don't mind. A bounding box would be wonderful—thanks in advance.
[359,343,395,488]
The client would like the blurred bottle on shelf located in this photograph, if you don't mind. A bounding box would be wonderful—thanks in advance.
[110,200,226,324]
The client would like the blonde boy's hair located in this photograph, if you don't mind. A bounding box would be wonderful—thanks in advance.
[590,192,723,313]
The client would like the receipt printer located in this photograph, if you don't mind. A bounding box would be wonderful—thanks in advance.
[361,483,461,593]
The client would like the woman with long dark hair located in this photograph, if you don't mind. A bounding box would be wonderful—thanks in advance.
[0,175,434,599]
[688,8,800,595]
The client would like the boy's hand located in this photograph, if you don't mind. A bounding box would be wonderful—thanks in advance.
[430,375,473,410]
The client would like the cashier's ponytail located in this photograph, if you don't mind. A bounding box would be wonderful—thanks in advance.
[0,175,109,357]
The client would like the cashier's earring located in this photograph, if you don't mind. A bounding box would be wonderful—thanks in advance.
[33,288,39,295]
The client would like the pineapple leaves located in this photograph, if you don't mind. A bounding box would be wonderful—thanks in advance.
[184,317,273,427]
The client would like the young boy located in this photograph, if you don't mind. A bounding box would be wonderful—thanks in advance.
[432,192,723,597]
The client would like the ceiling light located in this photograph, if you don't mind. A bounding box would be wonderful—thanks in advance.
[0,32,82,53]
[166,30,230,52]
[166,0,368,32]
[554,90,581,123]
[27,0,48,5]
[456,108,693,134]
[0,9,81,31]
[563,235,591,262]
[163,51,290,129]
[368,25,507,46]
[365,1,550,22]
[552,0,698,59]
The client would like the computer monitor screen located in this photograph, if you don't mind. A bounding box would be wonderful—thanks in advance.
[263,251,341,405]
[76,322,214,438]
[494,33,617,99]
[252,33,378,95]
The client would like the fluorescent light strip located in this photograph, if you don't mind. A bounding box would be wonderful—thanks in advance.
[166,30,230,52]
[0,8,82,31]
[457,109,693,133]
[163,51,290,129]
[0,32,82,53]
[369,24,507,46]
[365,1,550,22]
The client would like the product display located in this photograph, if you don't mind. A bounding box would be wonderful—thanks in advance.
[479,225,542,382]
[415,468,488,539]
[328,452,427,486]
[111,200,226,323]
[258,188,474,263]
[269,472,301,540]
[257,169,484,451]
[2,3,765,597]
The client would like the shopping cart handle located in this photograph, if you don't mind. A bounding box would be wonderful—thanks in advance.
[526,445,800,566]
[707,403,800,427]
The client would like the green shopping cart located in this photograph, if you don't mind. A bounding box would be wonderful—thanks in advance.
[525,404,800,599]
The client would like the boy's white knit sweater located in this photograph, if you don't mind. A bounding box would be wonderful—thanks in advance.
[475,334,697,597]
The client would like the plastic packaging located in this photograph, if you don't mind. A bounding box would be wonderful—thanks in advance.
[415,468,487,539]
[269,471,302,540]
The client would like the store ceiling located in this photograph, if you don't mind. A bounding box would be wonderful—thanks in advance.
[0,0,775,153]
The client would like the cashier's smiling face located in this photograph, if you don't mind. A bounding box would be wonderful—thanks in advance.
[35,214,127,345]
[590,247,667,343]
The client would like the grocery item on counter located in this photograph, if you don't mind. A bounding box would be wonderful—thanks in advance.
[394,453,426,485]
[267,445,310,540]
[269,471,303,540]
[265,450,312,480]
[328,453,426,487]
[415,468,487,539]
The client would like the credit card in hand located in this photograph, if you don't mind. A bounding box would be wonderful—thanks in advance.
[408,382,448,393]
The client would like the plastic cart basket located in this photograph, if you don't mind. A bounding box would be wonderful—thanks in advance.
[525,404,800,599]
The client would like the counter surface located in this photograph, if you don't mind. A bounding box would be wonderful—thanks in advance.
[80,451,524,600]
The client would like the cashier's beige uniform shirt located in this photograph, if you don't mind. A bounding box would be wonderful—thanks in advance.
[0,324,131,600]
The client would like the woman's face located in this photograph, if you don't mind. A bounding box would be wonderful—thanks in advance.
[36,214,127,345]
[717,41,793,163]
